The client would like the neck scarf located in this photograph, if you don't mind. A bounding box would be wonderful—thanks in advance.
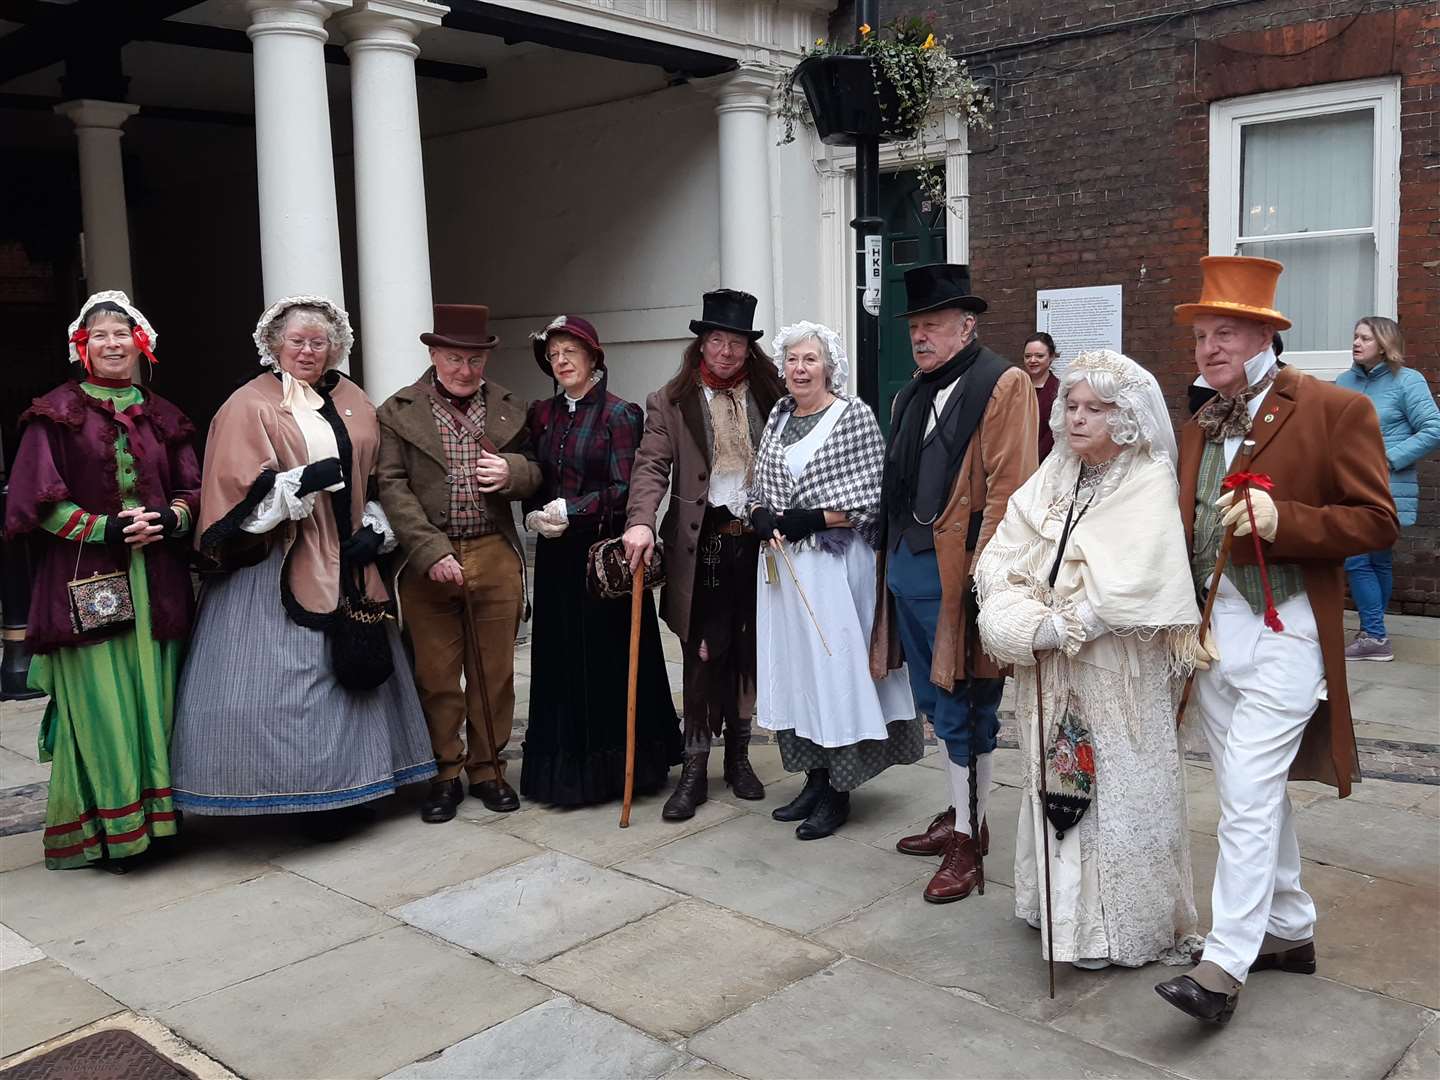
[435,377,478,408]
[700,361,748,392]
[1194,365,1277,443]
[86,375,133,389]
[281,370,341,465]
[881,339,981,521]
[707,379,754,480]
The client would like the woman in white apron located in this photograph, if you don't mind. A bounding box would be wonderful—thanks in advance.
[747,322,918,840]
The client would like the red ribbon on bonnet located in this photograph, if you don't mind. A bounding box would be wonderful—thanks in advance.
[1222,470,1284,632]
[69,328,91,373]
[132,326,158,366]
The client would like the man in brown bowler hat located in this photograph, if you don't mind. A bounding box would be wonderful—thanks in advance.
[377,305,541,823]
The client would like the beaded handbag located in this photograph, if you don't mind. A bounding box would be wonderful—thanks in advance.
[68,549,134,635]
[585,537,665,600]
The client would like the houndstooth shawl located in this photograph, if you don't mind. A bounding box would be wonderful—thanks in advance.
[748,395,886,549]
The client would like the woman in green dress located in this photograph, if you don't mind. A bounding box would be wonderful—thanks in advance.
[5,291,201,871]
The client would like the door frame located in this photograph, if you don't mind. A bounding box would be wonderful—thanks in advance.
[812,111,971,395]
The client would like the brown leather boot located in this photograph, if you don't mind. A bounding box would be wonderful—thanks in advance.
[923,830,984,903]
[722,721,765,800]
[896,807,989,857]
[663,753,709,821]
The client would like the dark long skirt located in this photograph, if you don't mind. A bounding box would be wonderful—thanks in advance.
[520,524,682,806]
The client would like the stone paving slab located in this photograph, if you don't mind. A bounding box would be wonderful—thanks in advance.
[1348,684,1440,738]
[0,959,121,1058]
[0,745,48,787]
[815,881,1123,1022]
[1294,796,1440,888]
[660,1063,740,1080]
[0,922,44,972]
[689,957,1171,1079]
[392,851,677,966]
[1389,1017,1439,1080]
[0,829,44,873]
[824,763,954,847]
[1319,876,1440,1008]
[383,997,684,1080]
[45,870,395,1011]
[1183,765,1331,835]
[0,700,43,762]
[495,789,740,867]
[1052,962,1435,1080]
[533,899,836,1039]
[161,926,550,1080]
[0,846,272,945]
[275,808,541,908]
[614,813,925,935]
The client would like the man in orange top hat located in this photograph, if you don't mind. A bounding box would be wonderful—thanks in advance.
[1155,257,1397,1024]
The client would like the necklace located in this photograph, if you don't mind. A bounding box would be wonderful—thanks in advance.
[1078,457,1116,490]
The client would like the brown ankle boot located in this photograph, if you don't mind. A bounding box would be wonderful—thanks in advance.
[923,831,984,903]
[896,807,989,857]
[722,721,765,800]
[663,753,709,821]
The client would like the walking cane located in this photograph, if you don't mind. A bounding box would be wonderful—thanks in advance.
[775,540,832,656]
[1175,439,1255,729]
[1034,670,1056,1000]
[459,571,505,791]
[620,566,644,828]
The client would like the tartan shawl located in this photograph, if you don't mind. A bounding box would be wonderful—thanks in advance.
[748,395,886,549]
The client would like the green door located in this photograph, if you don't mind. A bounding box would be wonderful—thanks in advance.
[877,170,947,433]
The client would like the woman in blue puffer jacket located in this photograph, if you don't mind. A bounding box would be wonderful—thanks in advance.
[1335,317,1440,661]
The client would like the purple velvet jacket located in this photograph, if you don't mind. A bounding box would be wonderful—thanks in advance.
[5,381,202,653]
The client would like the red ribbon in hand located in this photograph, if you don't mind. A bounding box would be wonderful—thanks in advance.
[1222,471,1284,633]
[69,328,91,373]
[133,326,158,366]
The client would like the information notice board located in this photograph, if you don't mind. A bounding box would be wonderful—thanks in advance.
[1035,285,1123,375]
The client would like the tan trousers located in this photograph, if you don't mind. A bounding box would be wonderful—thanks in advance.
[400,534,523,783]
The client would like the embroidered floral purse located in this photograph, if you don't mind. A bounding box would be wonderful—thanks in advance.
[67,542,134,635]
[1043,708,1095,840]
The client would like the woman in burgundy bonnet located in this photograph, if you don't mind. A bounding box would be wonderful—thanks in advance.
[518,315,681,806]
[5,291,201,872]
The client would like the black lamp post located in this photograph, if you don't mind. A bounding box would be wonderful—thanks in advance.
[852,0,882,412]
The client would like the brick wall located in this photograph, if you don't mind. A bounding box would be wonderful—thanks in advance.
[831,0,1440,615]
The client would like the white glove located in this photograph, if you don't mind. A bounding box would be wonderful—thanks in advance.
[542,497,569,524]
[1216,487,1277,541]
[1188,629,1221,671]
[525,510,566,539]
[1031,613,1065,653]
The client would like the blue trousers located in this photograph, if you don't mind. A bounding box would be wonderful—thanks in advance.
[1345,548,1394,638]
[886,538,1002,766]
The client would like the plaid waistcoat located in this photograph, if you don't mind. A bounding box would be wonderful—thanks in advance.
[431,394,497,539]
[1191,439,1305,614]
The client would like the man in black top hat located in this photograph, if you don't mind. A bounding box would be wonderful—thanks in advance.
[870,264,1038,903]
[623,290,787,821]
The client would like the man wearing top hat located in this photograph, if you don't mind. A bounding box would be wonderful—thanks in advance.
[622,289,787,821]
[1154,256,1396,1025]
[870,264,1038,904]
[376,305,542,823]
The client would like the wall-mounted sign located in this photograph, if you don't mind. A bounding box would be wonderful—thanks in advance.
[1035,284,1123,374]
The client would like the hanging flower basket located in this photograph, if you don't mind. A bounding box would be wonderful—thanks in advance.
[777,16,992,207]
[792,54,913,146]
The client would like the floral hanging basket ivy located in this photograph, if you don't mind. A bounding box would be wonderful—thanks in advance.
[777,16,991,206]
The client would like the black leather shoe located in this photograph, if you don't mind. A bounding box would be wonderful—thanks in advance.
[1155,974,1239,1025]
[663,754,709,821]
[796,787,850,841]
[772,770,829,822]
[469,778,520,813]
[421,778,464,823]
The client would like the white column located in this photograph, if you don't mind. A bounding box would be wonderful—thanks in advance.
[338,0,446,402]
[703,65,778,336]
[54,99,140,295]
[246,0,350,308]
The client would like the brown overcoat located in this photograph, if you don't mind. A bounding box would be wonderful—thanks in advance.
[625,380,777,642]
[375,370,541,585]
[870,364,1039,686]
[1178,365,1398,796]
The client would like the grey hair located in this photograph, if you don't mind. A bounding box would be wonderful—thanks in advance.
[775,329,835,381]
[1051,367,1145,448]
[262,304,343,366]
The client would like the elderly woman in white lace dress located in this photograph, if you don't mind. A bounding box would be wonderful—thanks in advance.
[975,350,1205,970]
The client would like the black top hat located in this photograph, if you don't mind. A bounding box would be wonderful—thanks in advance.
[897,264,988,317]
[689,289,764,341]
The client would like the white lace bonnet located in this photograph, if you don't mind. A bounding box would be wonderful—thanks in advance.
[252,295,355,370]
[68,291,156,365]
[769,321,850,393]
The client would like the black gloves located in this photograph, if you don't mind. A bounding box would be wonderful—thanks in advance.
[297,458,344,497]
[749,505,778,541]
[103,514,129,545]
[778,508,827,544]
[340,525,385,568]
[151,506,180,538]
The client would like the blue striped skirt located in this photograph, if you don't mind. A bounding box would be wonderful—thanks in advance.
[170,545,437,815]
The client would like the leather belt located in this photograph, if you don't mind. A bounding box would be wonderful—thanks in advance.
[710,520,749,537]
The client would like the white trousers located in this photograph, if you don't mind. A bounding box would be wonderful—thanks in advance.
[1192,585,1325,983]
